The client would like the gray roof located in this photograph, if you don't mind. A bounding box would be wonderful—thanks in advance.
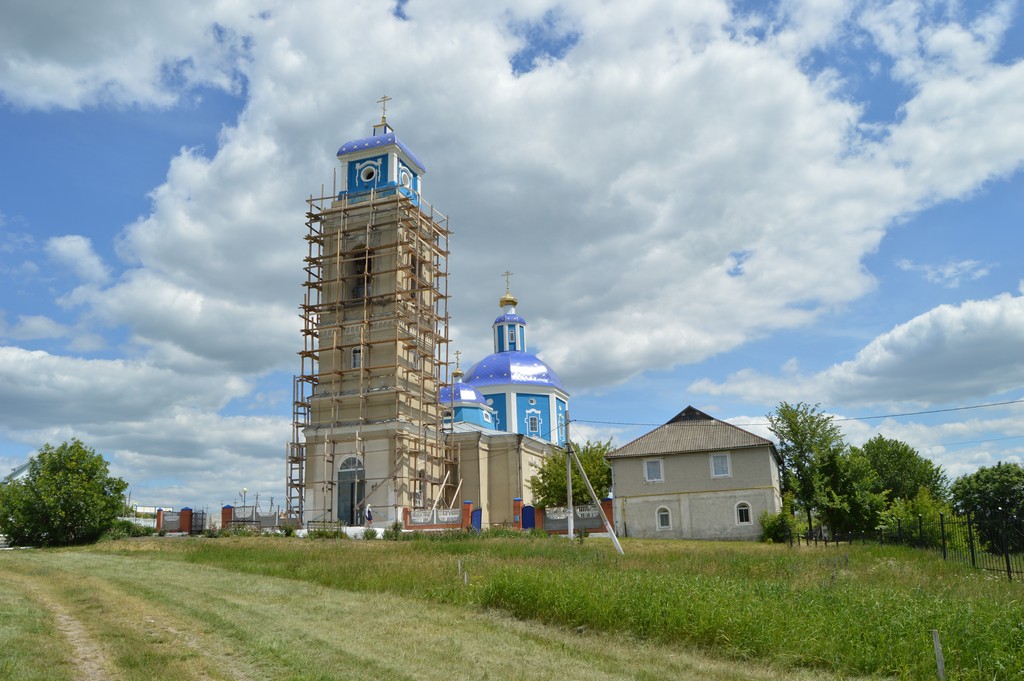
[607,406,778,460]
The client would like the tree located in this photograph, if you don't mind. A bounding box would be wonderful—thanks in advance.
[880,488,959,550]
[854,435,948,503]
[813,444,887,535]
[0,439,128,547]
[950,462,1024,554]
[766,402,844,531]
[950,462,1024,520]
[529,439,613,507]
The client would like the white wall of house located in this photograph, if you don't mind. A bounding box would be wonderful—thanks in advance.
[610,445,781,540]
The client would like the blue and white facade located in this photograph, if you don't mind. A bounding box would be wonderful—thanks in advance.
[458,291,570,445]
[336,120,424,202]
[438,369,496,429]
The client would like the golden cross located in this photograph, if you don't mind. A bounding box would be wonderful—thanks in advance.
[453,350,462,371]
[502,270,514,293]
[377,94,392,122]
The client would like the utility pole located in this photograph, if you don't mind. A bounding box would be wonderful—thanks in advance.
[565,414,574,539]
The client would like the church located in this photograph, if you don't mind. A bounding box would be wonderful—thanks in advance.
[286,105,568,529]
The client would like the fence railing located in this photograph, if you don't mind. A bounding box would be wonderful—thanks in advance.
[793,513,1024,582]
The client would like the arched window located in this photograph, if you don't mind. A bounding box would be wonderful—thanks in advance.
[656,507,671,530]
[351,248,372,300]
[351,347,362,369]
[736,502,752,525]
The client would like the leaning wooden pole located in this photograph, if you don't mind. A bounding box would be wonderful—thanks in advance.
[569,440,624,556]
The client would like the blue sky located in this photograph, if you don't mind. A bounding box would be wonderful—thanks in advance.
[1,0,1023,512]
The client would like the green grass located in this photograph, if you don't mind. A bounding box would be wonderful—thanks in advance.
[4,535,1023,679]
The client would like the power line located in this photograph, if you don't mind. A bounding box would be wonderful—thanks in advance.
[572,397,1024,429]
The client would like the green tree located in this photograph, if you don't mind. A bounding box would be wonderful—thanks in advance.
[529,439,613,507]
[880,488,960,550]
[950,462,1024,520]
[813,444,887,535]
[854,434,948,503]
[950,462,1024,553]
[0,439,128,547]
[766,402,844,531]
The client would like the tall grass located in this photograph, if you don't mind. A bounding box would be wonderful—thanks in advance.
[90,535,1024,679]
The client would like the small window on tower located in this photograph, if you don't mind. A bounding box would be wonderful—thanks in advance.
[508,326,516,348]
[351,348,362,369]
[528,415,539,433]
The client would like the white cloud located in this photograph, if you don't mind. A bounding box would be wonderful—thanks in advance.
[0,0,250,110]
[896,258,991,287]
[0,314,70,340]
[691,289,1024,406]
[45,235,111,283]
[1,0,1024,506]
[0,346,250,430]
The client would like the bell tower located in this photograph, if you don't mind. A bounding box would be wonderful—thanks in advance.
[288,101,453,526]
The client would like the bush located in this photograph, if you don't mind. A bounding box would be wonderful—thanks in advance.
[308,528,347,540]
[382,521,404,540]
[363,527,379,540]
[100,519,154,541]
[0,439,128,547]
[760,493,798,543]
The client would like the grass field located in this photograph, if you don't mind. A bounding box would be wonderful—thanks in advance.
[1,533,1021,680]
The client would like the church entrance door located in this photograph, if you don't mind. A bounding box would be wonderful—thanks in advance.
[338,457,365,525]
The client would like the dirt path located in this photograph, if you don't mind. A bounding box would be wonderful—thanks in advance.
[1,549,875,681]
[2,571,115,681]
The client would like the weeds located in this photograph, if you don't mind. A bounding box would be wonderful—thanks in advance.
[78,535,1024,680]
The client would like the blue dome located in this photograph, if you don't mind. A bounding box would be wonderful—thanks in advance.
[337,131,426,172]
[493,312,525,325]
[438,381,487,405]
[464,351,565,391]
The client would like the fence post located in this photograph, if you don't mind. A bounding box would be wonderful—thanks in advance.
[1002,512,1013,582]
[918,514,924,548]
[940,513,947,561]
[878,527,883,546]
[897,518,903,546]
[967,513,977,569]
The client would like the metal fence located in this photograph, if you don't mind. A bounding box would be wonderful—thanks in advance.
[794,513,1024,582]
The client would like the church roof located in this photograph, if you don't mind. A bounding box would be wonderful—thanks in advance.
[494,312,525,325]
[464,351,565,391]
[607,406,777,459]
[336,131,426,172]
[438,381,487,405]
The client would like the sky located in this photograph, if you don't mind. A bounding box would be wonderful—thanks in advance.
[1,0,1023,514]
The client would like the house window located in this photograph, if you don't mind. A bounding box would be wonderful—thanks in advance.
[711,453,731,478]
[736,502,752,525]
[656,507,671,530]
[644,459,663,483]
[351,348,362,369]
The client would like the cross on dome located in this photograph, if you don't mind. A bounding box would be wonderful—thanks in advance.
[499,270,518,308]
[377,94,392,124]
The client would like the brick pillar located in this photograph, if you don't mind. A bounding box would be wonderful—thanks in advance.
[221,505,233,530]
[180,508,193,535]
[601,498,614,529]
[462,500,473,529]
[513,498,523,530]
[402,507,410,527]
[156,508,163,531]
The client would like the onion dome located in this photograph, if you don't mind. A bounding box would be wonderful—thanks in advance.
[463,351,565,391]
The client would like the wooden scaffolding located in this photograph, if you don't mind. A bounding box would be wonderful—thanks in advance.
[287,187,453,525]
